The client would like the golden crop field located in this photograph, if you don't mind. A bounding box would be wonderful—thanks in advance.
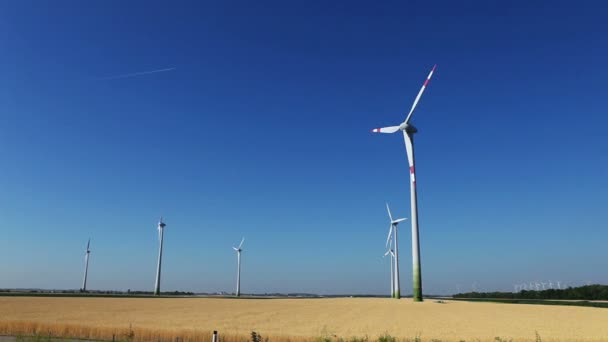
[1,297,607,342]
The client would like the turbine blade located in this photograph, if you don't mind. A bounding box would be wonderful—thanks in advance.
[404,65,437,124]
[238,237,245,249]
[87,239,90,250]
[384,250,391,257]
[403,131,415,169]
[233,247,239,251]
[371,126,400,133]
[385,225,393,247]
[392,218,408,224]
[386,203,394,222]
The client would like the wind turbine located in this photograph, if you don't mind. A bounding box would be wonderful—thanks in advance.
[154,217,167,296]
[81,239,91,292]
[233,237,245,297]
[372,65,437,301]
[385,203,407,299]
[383,247,395,297]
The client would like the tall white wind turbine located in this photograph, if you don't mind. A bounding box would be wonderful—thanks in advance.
[233,237,245,297]
[383,247,395,297]
[81,239,91,292]
[154,217,167,296]
[372,65,437,301]
[385,203,407,299]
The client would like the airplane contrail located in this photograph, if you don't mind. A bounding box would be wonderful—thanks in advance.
[96,67,176,80]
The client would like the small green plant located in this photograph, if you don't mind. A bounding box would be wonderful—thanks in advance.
[535,331,542,342]
[251,331,263,342]
[350,336,368,342]
[377,333,396,342]
[493,337,512,342]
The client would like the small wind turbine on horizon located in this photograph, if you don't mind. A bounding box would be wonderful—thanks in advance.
[154,217,167,296]
[385,203,407,299]
[81,239,91,292]
[372,65,437,301]
[233,237,245,297]
[383,245,395,297]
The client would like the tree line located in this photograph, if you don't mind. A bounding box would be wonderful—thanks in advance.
[453,284,608,300]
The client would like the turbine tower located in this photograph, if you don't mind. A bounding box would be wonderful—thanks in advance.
[372,65,437,301]
[383,247,395,297]
[81,239,91,292]
[385,203,407,299]
[154,217,167,296]
[233,237,245,297]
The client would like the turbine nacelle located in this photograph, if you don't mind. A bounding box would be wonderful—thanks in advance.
[402,123,418,134]
[233,237,245,253]
[391,218,407,225]
[398,122,418,134]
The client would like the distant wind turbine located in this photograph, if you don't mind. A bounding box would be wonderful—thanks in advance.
[383,247,395,297]
[154,217,167,296]
[385,203,407,299]
[233,237,245,297]
[372,65,437,301]
[81,239,91,292]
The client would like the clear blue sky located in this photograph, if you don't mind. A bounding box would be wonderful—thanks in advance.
[1,1,607,295]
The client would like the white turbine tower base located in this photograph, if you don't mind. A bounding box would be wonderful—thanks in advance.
[372,65,437,301]
[154,218,167,296]
[233,237,245,297]
[81,239,91,292]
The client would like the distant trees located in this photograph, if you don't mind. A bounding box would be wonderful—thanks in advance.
[453,284,608,300]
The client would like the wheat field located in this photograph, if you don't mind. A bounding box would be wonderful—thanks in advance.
[1,297,607,342]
